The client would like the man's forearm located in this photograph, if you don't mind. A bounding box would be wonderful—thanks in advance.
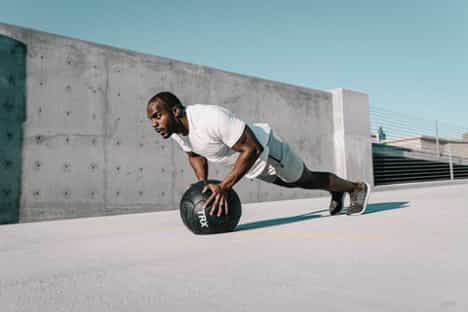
[220,148,262,190]
[189,156,208,181]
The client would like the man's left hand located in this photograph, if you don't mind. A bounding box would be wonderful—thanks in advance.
[202,183,230,217]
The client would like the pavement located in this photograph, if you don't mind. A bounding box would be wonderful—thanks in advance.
[1,182,467,312]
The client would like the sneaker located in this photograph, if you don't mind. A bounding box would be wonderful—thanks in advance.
[329,191,345,215]
[347,182,371,215]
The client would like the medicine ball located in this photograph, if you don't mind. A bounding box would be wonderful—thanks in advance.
[179,179,242,235]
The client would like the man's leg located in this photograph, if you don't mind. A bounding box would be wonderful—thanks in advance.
[294,166,359,193]
[269,165,369,215]
[295,167,371,215]
[260,132,369,215]
[271,165,358,192]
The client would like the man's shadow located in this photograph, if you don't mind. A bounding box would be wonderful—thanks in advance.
[235,201,409,232]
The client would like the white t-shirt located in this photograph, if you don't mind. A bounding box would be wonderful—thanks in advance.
[171,104,271,179]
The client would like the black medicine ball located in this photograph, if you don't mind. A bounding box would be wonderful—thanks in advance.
[179,179,242,235]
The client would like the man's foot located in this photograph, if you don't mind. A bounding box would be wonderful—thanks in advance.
[329,191,345,215]
[347,182,371,215]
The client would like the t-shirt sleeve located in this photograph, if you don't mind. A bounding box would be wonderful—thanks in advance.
[171,134,192,152]
[211,107,246,148]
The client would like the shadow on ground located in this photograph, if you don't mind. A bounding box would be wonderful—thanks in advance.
[364,201,409,214]
[235,201,409,232]
[236,209,327,232]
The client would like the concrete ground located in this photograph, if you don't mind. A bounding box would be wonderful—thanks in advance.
[1,182,467,312]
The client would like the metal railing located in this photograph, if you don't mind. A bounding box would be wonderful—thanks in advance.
[369,106,468,185]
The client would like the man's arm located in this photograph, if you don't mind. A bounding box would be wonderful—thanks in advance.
[187,152,208,181]
[219,125,263,190]
[202,125,263,216]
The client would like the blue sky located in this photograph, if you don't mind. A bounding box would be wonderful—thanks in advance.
[1,0,467,136]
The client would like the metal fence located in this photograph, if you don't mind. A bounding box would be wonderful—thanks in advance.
[369,106,468,185]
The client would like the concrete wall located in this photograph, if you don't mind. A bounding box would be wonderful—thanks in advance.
[0,22,372,223]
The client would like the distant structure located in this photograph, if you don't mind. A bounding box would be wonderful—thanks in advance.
[377,126,386,142]
[382,135,468,158]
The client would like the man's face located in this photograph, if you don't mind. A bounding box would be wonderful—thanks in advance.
[147,100,177,139]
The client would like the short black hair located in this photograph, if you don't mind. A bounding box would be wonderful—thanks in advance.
[147,91,184,109]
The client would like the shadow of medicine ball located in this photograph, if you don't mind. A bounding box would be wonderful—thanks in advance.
[179,179,242,235]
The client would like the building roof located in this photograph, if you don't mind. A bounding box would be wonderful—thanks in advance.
[382,135,468,145]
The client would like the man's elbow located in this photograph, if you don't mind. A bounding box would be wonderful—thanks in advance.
[249,144,263,159]
[256,144,264,156]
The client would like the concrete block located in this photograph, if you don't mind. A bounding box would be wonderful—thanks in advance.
[331,88,374,186]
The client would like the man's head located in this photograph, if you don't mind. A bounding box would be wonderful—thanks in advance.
[147,92,187,139]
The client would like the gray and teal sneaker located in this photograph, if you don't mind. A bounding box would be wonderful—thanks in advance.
[347,182,371,215]
[329,191,345,215]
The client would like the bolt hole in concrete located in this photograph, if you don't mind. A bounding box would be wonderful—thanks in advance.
[4,160,13,168]
[3,100,14,112]
[8,75,15,86]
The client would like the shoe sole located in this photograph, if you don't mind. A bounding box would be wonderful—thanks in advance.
[347,182,371,216]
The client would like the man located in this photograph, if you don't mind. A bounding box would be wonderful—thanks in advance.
[147,91,370,217]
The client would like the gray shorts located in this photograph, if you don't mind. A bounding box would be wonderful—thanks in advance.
[256,132,305,184]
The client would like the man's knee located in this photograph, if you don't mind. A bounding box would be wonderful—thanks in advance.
[271,176,298,188]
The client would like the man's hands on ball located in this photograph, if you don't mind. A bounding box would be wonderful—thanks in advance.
[202,183,230,216]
